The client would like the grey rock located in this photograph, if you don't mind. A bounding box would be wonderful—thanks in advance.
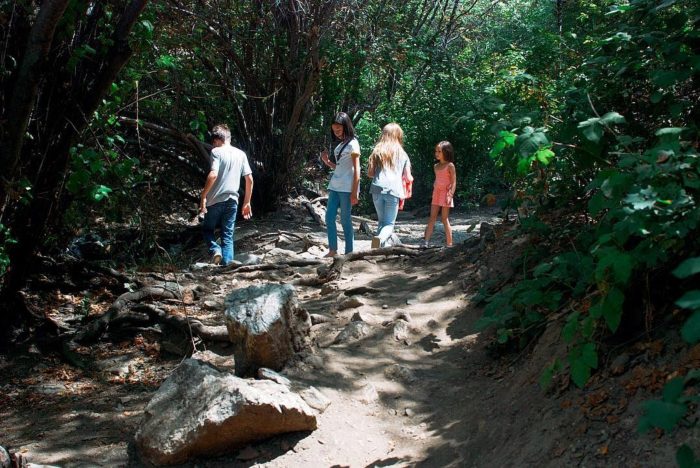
[351,311,380,324]
[135,359,316,466]
[384,364,416,383]
[257,367,292,386]
[225,284,311,376]
[392,320,410,341]
[298,386,331,413]
[333,321,373,344]
[202,300,219,310]
[338,295,363,310]
[236,253,262,266]
[357,382,379,404]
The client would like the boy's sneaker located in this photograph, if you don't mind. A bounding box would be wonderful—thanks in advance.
[419,240,429,249]
[371,236,381,249]
[212,253,222,265]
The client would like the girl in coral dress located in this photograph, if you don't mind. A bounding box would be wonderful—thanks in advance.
[422,141,456,247]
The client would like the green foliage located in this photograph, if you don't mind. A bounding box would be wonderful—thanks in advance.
[0,224,17,278]
[474,0,700,401]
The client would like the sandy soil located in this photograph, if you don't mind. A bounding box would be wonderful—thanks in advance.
[0,205,695,467]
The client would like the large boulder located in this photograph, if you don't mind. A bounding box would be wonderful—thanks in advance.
[224,284,311,376]
[135,359,316,466]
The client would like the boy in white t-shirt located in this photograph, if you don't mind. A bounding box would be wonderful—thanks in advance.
[199,124,254,265]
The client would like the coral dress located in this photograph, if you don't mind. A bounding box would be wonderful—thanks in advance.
[431,164,453,207]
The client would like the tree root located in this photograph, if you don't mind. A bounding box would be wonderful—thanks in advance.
[132,304,229,341]
[317,246,423,284]
[74,286,181,343]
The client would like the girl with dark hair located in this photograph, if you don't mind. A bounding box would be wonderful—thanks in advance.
[422,141,456,247]
[320,112,361,256]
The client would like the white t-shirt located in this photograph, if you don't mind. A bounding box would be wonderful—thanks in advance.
[328,138,361,193]
[207,144,253,206]
[370,149,410,198]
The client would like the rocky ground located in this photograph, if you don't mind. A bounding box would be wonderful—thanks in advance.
[0,201,695,467]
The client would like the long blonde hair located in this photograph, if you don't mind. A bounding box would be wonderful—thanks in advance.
[370,123,404,171]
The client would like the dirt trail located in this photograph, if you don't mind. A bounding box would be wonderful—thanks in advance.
[0,208,686,467]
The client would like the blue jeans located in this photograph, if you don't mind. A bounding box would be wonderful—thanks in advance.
[202,198,238,265]
[326,190,354,254]
[372,192,399,246]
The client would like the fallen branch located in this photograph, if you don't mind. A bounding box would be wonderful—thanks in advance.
[302,200,326,226]
[218,259,323,274]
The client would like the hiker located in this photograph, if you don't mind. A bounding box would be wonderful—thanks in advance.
[367,123,413,248]
[199,124,253,265]
[422,141,456,248]
[320,112,361,257]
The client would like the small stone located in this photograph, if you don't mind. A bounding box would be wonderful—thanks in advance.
[257,368,291,386]
[388,409,397,416]
[357,383,379,404]
[298,386,331,413]
[320,284,337,296]
[202,300,219,310]
[393,320,410,341]
[426,319,439,329]
[405,298,417,305]
[338,296,364,310]
[382,304,389,309]
[405,408,414,417]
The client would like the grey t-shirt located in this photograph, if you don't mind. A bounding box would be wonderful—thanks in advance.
[206,144,252,207]
[328,138,361,193]
[370,149,410,198]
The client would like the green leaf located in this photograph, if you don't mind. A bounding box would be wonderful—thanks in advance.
[490,140,506,158]
[673,257,700,278]
[601,288,625,332]
[676,445,697,468]
[578,118,603,143]
[570,356,591,388]
[535,148,555,165]
[600,112,625,125]
[516,156,532,175]
[580,342,598,369]
[652,70,691,87]
[638,400,687,432]
[141,20,154,33]
[515,128,549,157]
[499,130,516,146]
[92,185,112,202]
[663,377,685,402]
[681,310,700,344]
[596,248,634,285]
[562,313,579,343]
[655,127,685,137]
[677,291,700,310]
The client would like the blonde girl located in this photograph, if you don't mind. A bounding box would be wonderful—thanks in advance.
[422,141,456,247]
[367,123,413,248]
